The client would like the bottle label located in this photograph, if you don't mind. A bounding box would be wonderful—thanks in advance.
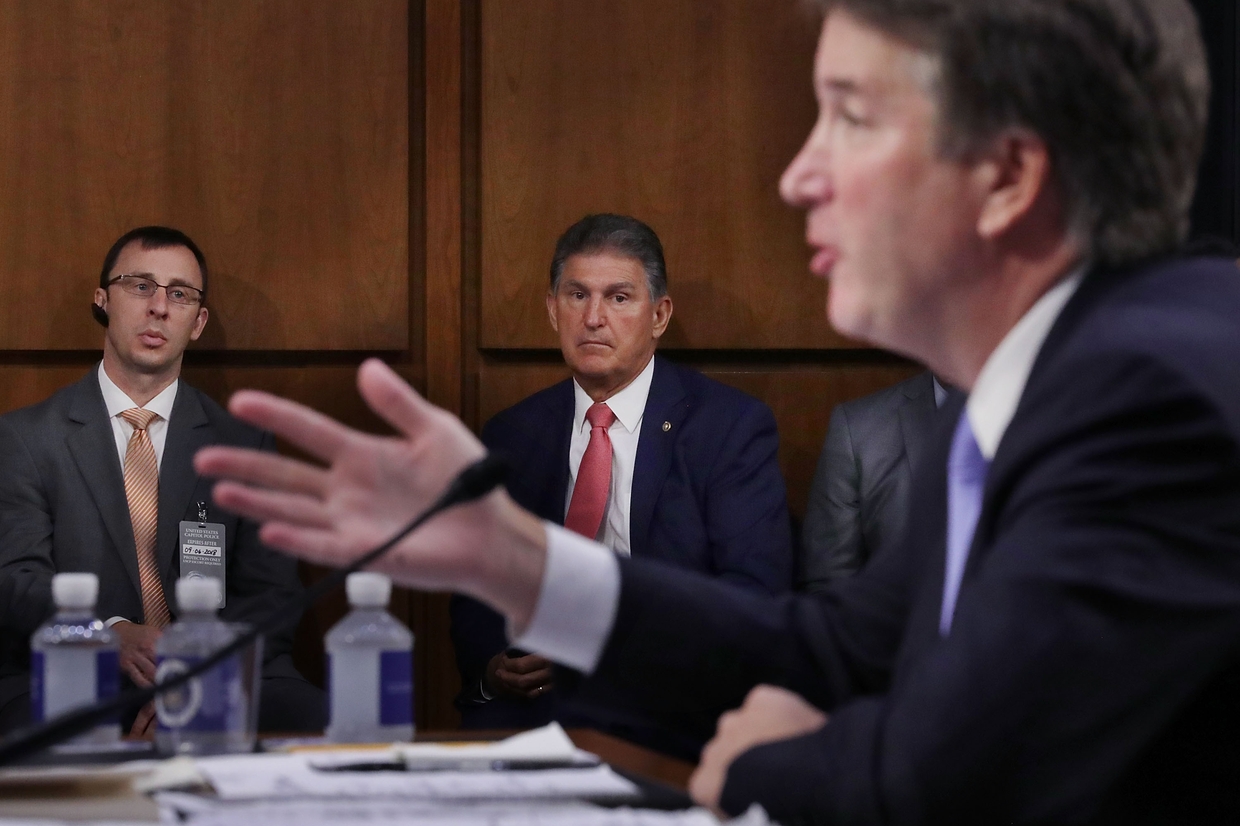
[31,649,120,723]
[97,650,119,706]
[379,650,413,726]
[30,651,43,723]
[154,655,244,733]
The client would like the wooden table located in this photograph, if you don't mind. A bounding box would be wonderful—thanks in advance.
[0,727,697,821]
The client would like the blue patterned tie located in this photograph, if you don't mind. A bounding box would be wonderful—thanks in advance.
[940,408,990,635]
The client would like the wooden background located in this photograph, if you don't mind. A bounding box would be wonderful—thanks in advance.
[0,0,920,731]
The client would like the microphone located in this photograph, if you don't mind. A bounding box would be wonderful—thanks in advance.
[0,453,509,766]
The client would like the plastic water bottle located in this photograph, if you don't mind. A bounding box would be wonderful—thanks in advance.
[326,572,414,743]
[154,577,260,755]
[29,573,120,745]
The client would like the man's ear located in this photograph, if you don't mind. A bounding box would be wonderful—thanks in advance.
[974,130,1053,240]
[545,290,559,333]
[92,288,109,327]
[651,295,673,340]
[189,306,209,341]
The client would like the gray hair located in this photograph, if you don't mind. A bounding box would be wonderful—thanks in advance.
[549,214,668,299]
[812,0,1209,267]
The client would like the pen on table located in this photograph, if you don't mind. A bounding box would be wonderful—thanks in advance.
[314,757,599,773]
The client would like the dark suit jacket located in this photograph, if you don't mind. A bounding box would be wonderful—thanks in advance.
[0,371,307,719]
[566,255,1240,824]
[451,357,792,753]
[801,371,941,589]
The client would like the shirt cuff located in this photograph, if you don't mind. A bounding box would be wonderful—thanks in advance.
[509,522,620,674]
[104,616,130,628]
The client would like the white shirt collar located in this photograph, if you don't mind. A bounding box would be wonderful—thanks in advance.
[572,355,656,435]
[97,362,179,422]
[967,264,1088,459]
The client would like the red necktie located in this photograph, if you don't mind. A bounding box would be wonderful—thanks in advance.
[564,403,617,539]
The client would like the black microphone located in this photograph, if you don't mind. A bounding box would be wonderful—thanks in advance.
[0,453,509,767]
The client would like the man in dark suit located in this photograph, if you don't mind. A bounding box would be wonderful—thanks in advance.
[800,371,947,588]
[0,226,324,736]
[198,0,1240,822]
[450,214,792,756]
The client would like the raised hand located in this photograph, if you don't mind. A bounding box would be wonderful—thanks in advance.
[194,358,548,629]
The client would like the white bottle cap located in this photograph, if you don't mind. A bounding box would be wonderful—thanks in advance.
[52,573,98,610]
[346,572,391,608]
[176,576,223,612]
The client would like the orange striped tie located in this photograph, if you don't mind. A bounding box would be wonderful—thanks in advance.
[119,408,171,628]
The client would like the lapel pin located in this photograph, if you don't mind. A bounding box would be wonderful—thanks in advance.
[662,421,672,432]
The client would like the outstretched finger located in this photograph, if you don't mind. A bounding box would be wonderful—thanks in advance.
[195,445,329,498]
[211,481,334,529]
[357,359,464,444]
[226,390,353,463]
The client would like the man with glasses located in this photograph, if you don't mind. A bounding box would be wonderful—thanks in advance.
[0,226,324,737]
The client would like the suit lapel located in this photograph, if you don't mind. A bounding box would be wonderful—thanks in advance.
[65,372,143,599]
[158,383,211,593]
[965,264,1110,578]
[898,372,937,472]
[629,358,687,556]
[548,380,575,522]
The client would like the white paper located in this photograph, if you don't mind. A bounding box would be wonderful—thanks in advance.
[391,722,594,769]
[192,752,638,803]
[152,794,764,826]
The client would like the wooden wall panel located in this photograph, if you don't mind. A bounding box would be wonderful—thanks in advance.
[0,0,409,351]
[478,0,838,350]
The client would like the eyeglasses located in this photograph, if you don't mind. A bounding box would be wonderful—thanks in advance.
[107,274,204,306]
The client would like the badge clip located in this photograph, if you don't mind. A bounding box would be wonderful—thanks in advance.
[197,501,208,527]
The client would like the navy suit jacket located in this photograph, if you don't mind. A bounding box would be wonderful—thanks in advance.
[451,357,792,752]
[566,256,1240,824]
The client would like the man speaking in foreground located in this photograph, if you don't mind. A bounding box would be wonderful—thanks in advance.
[198,0,1240,822]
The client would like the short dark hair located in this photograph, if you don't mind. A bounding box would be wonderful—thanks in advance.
[99,226,209,294]
[549,214,668,299]
[812,0,1209,267]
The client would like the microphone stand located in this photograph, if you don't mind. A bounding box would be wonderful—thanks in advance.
[0,453,509,767]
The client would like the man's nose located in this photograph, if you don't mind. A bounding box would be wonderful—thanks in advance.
[780,129,833,209]
[147,287,170,316]
[584,297,606,326]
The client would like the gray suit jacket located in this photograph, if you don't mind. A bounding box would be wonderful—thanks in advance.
[0,370,305,712]
[800,371,940,590]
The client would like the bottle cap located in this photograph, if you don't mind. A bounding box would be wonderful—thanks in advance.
[176,576,223,612]
[346,572,391,608]
[52,573,98,610]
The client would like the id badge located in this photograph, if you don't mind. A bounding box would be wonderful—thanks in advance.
[180,502,226,607]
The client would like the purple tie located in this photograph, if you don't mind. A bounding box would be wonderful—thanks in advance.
[940,408,990,635]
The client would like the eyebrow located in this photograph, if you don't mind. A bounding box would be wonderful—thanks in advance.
[127,271,201,289]
[561,279,637,293]
[817,77,868,101]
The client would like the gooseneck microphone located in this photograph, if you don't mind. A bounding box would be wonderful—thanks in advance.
[0,453,509,767]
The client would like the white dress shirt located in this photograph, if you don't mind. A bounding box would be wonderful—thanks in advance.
[97,363,180,628]
[97,363,179,472]
[565,355,655,556]
[513,266,1087,672]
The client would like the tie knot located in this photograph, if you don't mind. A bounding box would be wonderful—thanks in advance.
[119,407,159,431]
[586,403,616,430]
